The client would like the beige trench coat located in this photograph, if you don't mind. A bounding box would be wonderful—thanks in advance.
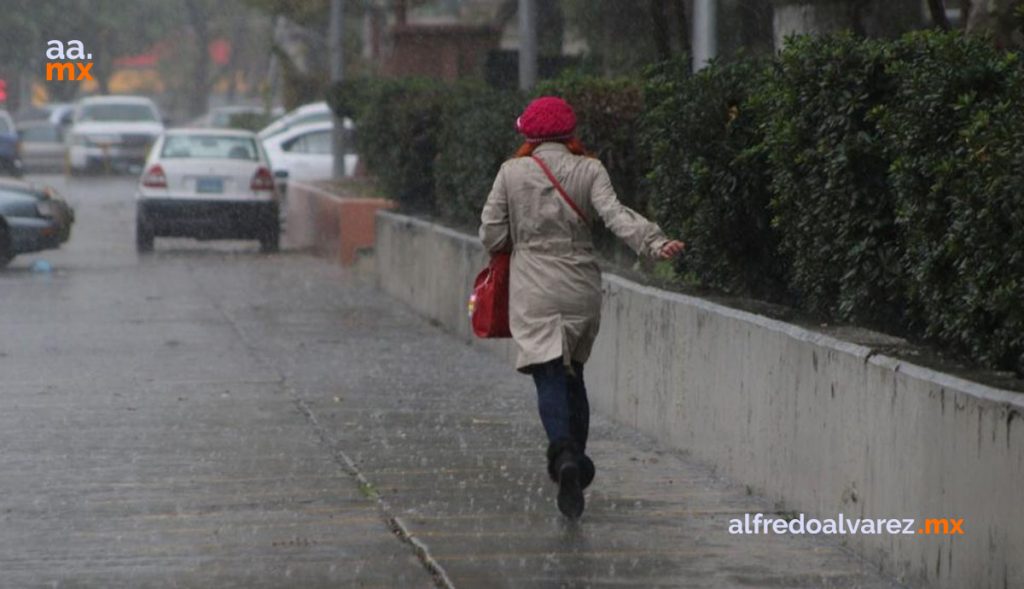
[479,142,669,372]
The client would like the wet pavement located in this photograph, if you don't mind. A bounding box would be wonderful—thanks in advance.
[0,175,903,588]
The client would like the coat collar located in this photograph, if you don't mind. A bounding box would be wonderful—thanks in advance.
[532,142,571,155]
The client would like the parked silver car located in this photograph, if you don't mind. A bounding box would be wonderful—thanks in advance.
[17,121,66,174]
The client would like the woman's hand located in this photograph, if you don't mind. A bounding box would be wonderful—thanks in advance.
[659,240,686,260]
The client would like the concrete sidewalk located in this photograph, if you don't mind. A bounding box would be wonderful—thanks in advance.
[201,257,902,589]
[0,169,903,587]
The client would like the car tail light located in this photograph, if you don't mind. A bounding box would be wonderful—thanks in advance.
[141,164,167,188]
[251,167,274,192]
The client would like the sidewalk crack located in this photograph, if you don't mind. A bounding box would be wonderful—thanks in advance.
[294,397,455,589]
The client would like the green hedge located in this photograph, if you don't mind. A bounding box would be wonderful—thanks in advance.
[760,34,904,325]
[642,57,786,300]
[880,33,1024,370]
[536,73,647,213]
[327,31,1024,372]
[433,83,525,227]
[535,73,648,261]
[639,32,1024,372]
[328,78,445,212]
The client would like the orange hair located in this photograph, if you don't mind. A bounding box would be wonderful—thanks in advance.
[515,137,591,158]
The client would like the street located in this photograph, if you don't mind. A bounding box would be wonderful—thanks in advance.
[0,174,902,588]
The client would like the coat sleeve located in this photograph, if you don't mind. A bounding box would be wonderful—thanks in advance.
[479,165,512,254]
[588,161,669,259]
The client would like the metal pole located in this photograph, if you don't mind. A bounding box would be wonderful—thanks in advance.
[692,0,717,72]
[518,0,537,91]
[329,0,347,178]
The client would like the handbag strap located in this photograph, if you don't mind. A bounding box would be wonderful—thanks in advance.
[531,155,587,223]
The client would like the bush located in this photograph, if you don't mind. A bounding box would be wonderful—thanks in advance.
[536,72,647,261]
[227,112,275,133]
[433,83,525,227]
[880,32,1024,370]
[759,34,905,326]
[642,56,786,300]
[328,31,1024,373]
[328,78,445,212]
[536,73,647,213]
[327,78,371,120]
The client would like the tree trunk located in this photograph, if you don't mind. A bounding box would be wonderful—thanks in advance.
[965,0,1021,47]
[226,15,248,103]
[927,0,952,30]
[395,0,407,25]
[537,0,565,56]
[651,0,673,60]
[671,0,691,54]
[93,31,114,96]
[860,0,922,38]
[185,0,211,117]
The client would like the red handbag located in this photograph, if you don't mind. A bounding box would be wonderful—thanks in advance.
[469,155,584,339]
[470,252,511,338]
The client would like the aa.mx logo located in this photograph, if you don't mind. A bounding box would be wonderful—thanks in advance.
[45,40,94,82]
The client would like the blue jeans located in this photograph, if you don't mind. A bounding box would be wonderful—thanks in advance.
[531,358,590,451]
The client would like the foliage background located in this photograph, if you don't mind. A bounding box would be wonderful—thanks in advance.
[330,30,1024,374]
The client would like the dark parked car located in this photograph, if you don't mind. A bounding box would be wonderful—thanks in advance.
[0,179,74,267]
[0,110,24,177]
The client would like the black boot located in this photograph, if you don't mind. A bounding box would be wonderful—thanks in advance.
[546,443,560,484]
[546,446,595,489]
[547,441,584,519]
[547,447,595,489]
[579,454,595,490]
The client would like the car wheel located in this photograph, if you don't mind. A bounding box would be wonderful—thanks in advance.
[136,217,155,253]
[0,220,13,267]
[259,223,280,254]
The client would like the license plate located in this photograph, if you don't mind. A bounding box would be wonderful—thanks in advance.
[196,177,224,194]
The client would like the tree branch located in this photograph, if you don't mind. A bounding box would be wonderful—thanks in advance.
[928,0,953,30]
[650,0,673,60]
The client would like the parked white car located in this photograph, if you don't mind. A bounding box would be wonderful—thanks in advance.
[262,120,358,186]
[66,95,163,174]
[135,129,279,253]
[257,101,332,140]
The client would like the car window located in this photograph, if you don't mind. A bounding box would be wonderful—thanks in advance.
[292,112,331,127]
[78,103,159,123]
[161,135,258,160]
[303,131,332,154]
[0,186,41,201]
[284,130,331,155]
[20,126,61,142]
[0,117,11,134]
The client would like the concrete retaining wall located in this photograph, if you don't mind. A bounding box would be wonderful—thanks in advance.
[282,181,394,265]
[375,210,1024,589]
